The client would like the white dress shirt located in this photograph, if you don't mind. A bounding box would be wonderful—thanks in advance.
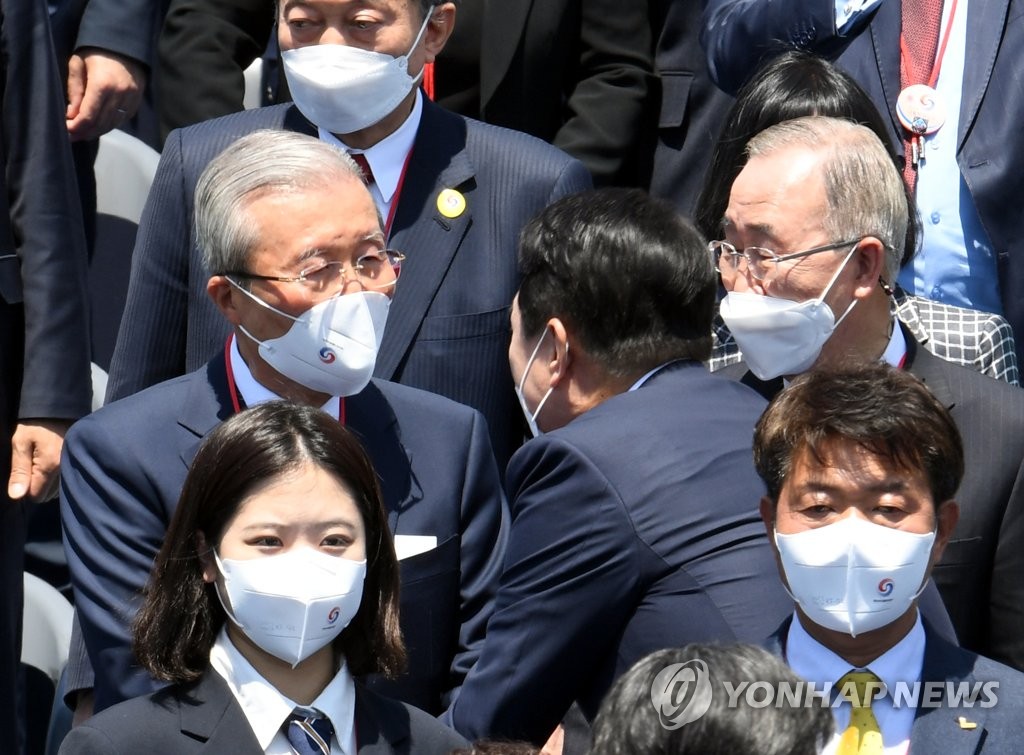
[209,628,359,755]
[786,611,926,755]
[320,90,423,233]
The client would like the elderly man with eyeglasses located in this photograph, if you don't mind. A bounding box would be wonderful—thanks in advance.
[711,115,1024,672]
[60,130,508,721]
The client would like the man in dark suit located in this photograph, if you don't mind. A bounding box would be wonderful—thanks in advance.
[702,0,1024,364]
[0,0,93,749]
[60,131,507,716]
[713,116,1024,669]
[447,188,792,745]
[753,363,1024,751]
[107,0,591,471]
[158,0,656,187]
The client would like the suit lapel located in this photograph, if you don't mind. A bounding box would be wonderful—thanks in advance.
[284,104,319,137]
[901,323,956,409]
[355,687,411,755]
[909,626,988,755]
[958,0,1010,151]
[479,0,534,109]
[867,0,904,143]
[176,354,237,468]
[168,671,263,752]
[375,101,475,380]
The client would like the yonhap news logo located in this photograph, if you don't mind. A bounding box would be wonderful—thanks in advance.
[649,657,999,730]
[650,659,713,729]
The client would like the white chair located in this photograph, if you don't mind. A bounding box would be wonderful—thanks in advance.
[90,129,161,375]
[21,573,74,685]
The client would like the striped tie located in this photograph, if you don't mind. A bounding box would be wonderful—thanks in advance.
[285,707,334,755]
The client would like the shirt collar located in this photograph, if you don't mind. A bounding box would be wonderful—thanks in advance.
[210,628,358,753]
[628,360,684,391]
[230,334,339,416]
[320,90,423,204]
[880,317,908,368]
[785,610,927,696]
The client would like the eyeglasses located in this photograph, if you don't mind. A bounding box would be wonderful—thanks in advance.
[224,249,406,293]
[709,239,862,282]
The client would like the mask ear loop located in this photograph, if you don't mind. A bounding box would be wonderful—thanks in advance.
[817,243,861,327]
[404,4,437,83]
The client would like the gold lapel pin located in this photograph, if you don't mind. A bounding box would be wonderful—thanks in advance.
[437,189,466,219]
[957,716,977,730]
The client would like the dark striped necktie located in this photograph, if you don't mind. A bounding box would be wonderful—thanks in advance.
[285,707,334,755]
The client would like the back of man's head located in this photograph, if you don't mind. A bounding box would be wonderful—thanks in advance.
[747,116,908,283]
[516,188,716,377]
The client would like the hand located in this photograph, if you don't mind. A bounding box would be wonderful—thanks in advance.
[8,419,72,502]
[66,48,147,142]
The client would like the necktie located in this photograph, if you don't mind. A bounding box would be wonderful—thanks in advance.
[350,153,374,185]
[285,707,334,755]
[836,671,884,755]
[900,0,944,190]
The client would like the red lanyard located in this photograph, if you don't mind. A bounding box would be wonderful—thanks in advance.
[224,336,346,424]
[899,0,960,88]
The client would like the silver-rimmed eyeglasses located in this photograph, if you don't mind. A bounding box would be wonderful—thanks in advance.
[709,239,861,282]
[225,249,405,293]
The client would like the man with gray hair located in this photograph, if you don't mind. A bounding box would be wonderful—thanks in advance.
[60,130,508,720]
[712,115,1024,670]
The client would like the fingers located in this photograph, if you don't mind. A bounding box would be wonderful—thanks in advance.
[7,421,69,503]
[66,50,148,142]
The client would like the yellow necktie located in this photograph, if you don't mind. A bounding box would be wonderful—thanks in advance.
[837,670,884,755]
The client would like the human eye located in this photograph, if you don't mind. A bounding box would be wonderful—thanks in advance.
[248,534,284,549]
[321,533,355,552]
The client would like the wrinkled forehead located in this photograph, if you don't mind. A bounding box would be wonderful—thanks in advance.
[724,148,828,240]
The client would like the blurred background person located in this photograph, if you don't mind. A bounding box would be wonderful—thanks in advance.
[589,644,834,755]
[59,400,467,753]
[0,0,92,751]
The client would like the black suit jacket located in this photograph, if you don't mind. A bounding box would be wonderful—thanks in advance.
[49,0,163,70]
[765,616,1024,752]
[0,0,92,741]
[58,669,468,754]
[61,353,508,714]
[723,324,1024,670]
[466,0,655,187]
[449,362,793,744]
[106,98,591,470]
[646,0,735,217]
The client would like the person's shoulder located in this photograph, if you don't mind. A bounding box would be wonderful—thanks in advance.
[912,346,1024,418]
[59,687,183,751]
[165,104,299,157]
[355,685,469,753]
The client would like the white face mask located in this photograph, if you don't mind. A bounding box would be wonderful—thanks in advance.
[281,7,435,135]
[719,245,858,380]
[514,328,564,438]
[231,281,390,396]
[214,548,366,668]
[775,516,936,637]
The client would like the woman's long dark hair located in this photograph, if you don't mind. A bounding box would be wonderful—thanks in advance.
[133,400,405,683]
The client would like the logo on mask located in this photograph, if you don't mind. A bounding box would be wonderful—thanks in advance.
[327,606,341,624]
[878,578,895,596]
[319,347,337,364]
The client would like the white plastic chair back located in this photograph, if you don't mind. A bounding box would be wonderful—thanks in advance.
[21,573,74,685]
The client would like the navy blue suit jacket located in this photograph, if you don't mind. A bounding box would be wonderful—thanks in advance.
[105,98,592,469]
[721,323,1024,671]
[701,0,1024,363]
[59,670,468,754]
[766,616,1024,752]
[60,353,508,715]
[448,362,793,744]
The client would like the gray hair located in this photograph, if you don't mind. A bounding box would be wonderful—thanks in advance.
[195,130,364,275]
[746,116,907,282]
